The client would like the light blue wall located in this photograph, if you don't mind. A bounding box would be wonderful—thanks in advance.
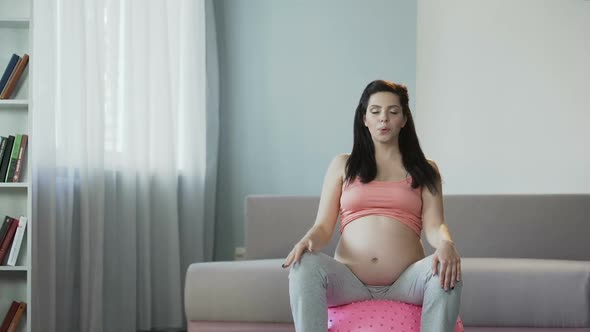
[213,0,417,261]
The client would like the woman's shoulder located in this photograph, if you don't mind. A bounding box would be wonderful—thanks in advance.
[329,153,350,183]
[426,158,438,168]
[426,159,440,174]
[338,153,350,162]
[330,153,350,165]
[328,153,350,182]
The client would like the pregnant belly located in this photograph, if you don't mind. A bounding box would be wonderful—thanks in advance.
[334,215,426,286]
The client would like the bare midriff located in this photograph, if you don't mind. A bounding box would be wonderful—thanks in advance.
[334,215,426,286]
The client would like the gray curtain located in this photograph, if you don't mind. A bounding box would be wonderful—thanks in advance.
[31,0,219,331]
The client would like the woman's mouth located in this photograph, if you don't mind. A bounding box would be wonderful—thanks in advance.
[379,128,390,134]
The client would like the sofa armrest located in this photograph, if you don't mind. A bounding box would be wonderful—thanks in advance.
[460,258,590,327]
[184,258,292,323]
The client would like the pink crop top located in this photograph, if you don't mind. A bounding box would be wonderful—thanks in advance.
[339,176,423,236]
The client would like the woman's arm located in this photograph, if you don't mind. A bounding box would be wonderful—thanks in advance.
[282,153,347,268]
[421,160,453,249]
[421,159,462,291]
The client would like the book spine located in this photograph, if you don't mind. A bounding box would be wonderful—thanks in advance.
[0,217,11,249]
[11,135,28,182]
[0,58,21,97]
[0,301,19,332]
[5,302,26,332]
[0,54,29,100]
[0,218,18,265]
[0,136,14,183]
[5,134,21,182]
[7,217,27,266]
[0,137,7,168]
[0,54,20,95]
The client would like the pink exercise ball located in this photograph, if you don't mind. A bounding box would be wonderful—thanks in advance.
[328,300,464,332]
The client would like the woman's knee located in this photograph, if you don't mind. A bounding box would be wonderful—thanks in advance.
[288,251,327,276]
[427,274,463,296]
[426,256,463,290]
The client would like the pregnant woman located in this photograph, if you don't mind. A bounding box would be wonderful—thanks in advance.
[282,80,463,332]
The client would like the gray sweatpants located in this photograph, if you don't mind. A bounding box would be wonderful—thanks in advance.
[288,251,462,332]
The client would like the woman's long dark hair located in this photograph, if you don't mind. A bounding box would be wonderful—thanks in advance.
[344,79,441,194]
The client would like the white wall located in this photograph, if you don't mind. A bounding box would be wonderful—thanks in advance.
[416,0,590,194]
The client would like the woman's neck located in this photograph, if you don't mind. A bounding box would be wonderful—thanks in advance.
[374,143,402,163]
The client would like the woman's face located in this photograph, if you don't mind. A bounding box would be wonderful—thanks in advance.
[363,91,407,142]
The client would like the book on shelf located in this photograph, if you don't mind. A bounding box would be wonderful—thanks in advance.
[0,217,12,251]
[0,134,28,183]
[0,53,29,100]
[0,136,15,182]
[6,216,27,266]
[0,215,26,266]
[0,54,20,96]
[4,135,21,182]
[0,138,7,174]
[5,302,25,332]
[0,216,19,265]
[0,301,26,332]
[0,216,27,266]
[0,301,18,332]
[12,135,28,182]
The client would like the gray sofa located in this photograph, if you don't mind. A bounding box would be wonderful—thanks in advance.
[185,194,590,331]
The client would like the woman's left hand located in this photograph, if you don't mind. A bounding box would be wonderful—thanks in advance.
[432,240,461,291]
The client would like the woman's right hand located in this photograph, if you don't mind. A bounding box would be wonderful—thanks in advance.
[282,237,315,269]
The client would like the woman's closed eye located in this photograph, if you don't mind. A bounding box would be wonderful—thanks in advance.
[371,111,399,114]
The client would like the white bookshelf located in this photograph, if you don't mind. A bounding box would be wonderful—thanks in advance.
[0,0,32,331]
[0,19,29,29]
[0,100,28,107]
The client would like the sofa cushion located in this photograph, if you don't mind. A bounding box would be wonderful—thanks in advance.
[184,258,292,322]
[184,257,590,327]
[460,258,590,327]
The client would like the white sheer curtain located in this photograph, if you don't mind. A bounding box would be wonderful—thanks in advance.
[31,0,219,331]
